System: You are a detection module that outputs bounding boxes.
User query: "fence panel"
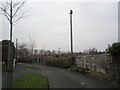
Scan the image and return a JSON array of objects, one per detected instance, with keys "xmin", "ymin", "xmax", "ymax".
[{"xmin": 75, "ymin": 54, "xmax": 112, "ymax": 74}]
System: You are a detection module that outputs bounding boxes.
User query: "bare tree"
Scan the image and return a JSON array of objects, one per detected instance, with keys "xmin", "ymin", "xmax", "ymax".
[
  {"xmin": 88, "ymin": 48, "xmax": 97, "ymax": 54},
  {"xmin": 83, "ymin": 48, "xmax": 97, "ymax": 54},
  {"xmin": 0, "ymin": 0, "xmax": 25, "ymax": 41},
  {"xmin": 18, "ymin": 42, "xmax": 30, "ymax": 58},
  {"xmin": 29, "ymin": 36, "xmax": 36, "ymax": 56},
  {"xmin": 0, "ymin": 1, "xmax": 25, "ymax": 88}
]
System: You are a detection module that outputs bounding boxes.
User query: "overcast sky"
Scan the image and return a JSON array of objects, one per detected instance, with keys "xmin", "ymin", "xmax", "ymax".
[{"xmin": 1, "ymin": 0, "xmax": 118, "ymax": 52}]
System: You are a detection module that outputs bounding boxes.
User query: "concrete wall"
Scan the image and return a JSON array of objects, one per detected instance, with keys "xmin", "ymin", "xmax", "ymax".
[{"xmin": 75, "ymin": 54, "xmax": 112, "ymax": 74}]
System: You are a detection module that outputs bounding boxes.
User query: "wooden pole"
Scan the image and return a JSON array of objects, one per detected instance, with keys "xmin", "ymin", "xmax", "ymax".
[
  {"xmin": 70, "ymin": 10, "xmax": 73, "ymax": 56},
  {"xmin": 69, "ymin": 10, "xmax": 74, "ymax": 66}
]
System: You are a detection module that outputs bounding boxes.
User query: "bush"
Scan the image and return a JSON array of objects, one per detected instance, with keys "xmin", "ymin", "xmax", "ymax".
[
  {"xmin": 106, "ymin": 42, "xmax": 120, "ymax": 55},
  {"xmin": 73, "ymin": 67, "xmax": 91, "ymax": 74},
  {"xmin": 46, "ymin": 57, "xmax": 71, "ymax": 68}
]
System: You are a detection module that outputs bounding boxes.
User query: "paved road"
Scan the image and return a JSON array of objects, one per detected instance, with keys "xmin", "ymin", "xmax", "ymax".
[
  {"xmin": 15, "ymin": 63, "xmax": 118, "ymax": 88},
  {"xmin": 32, "ymin": 64, "xmax": 118, "ymax": 88}
]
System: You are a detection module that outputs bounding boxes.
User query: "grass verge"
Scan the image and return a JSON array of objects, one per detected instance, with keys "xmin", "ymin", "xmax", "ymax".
[
  {"xmin": 13, "ymin": 73, "xmax": 47, "ymax": 88},
  {"xmin": 18, "ymin": 64, "xmax": 40, "ymax": 70},
  {"xmin": 89, "ymin": 71, "xmax": 113, "ymax": 81},
  {"xmin": 24, "ymin": 65, "xmax": 40, "ymax": 70}
]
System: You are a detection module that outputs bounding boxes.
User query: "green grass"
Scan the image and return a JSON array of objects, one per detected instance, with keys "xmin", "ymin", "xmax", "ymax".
[
  {"xmin": 19, "ymin": 64, "xmax": 40, "ymax": 70},
  {"xmin": 13, "ymin": 73, "xmax": 47, "ymax": 88},
  {"xmin": 24, "ymin": 65, "xmax": 40, "ymax": 70},
  {"xmin": 89, "ymin": 71, "xmax": 113, "ymax": 81}
]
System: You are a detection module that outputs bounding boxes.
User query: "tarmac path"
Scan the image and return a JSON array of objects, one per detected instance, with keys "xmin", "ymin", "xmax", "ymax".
[{"xmin": 13, "ymin": 63, "xmax": 119, "ymax": 89}]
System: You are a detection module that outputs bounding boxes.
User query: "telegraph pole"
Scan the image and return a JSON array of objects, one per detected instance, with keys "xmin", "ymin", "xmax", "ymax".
[
  {"xmin": 70, "ymin": 10, "xmax": 73, "ymax": 55},
  {"xmin": 69, "ymin": 10, "xmax": 74, "ymax": 66}
]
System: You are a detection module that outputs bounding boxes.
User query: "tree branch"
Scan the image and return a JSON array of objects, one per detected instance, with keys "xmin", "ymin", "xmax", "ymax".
[
  {"xmin": 0, "ymin": 1, "xmax": 26, "ymax": 25},
  {"xmin": 4, "ymin": 9, "xmax": 10, "ymax": 17},
  {"xmin": 6, "ymin": 2, "xmax": 10, "ymax": 5},
  {"xmin": 0, "ymin": 6, "xmax": 10, "ymax": 21},
  {"xmin": 13, "ymin": 13, "xmax": 24, "ymax": 23},
  {"xmin": 12, "ymin": 2, "xmax": 21, "ymax": 8},
  {"xmin": 0, "ymin": 4, "xmax": 10, "ymax": 17},
  {"xmin": 3, "ymin": 12, "xmax": 10, "ymax": 22},
  {"xmin": 12, "ymin": 2, "xmax": 25, "ymax": 18}
]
